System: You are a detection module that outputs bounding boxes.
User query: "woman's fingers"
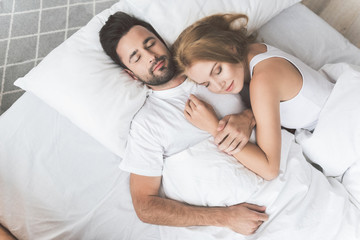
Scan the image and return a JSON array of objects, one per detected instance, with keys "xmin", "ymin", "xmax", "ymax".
[
  {"xmin": 188, "ymin": 94, "xmax": 202, "ymax": 106},
  {"xmin": 217, "ymin": 115, "xmax": 231, "ymax": 131},
  {"xmin": 185, "ymin": 99, "xmax": 193, "ymax": 112},
  {"xmin": 188, "ymin": 99, "xmax": 196, "ymax": 110}
]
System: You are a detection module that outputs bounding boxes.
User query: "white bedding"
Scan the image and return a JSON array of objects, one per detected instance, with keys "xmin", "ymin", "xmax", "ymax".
[
  {"xmin": 1, "ymin": 2, "xmax": 360, "ymax": 240},
  {"xmin": 161, "ymin": 130, "xmax": 360, "ymax": 240},
  {"xmin": 0, "ymin": 93, "xmax": 160, "ymax": 239},
  {"xmin": 296, "ymin": 63, "xmax": 360, "ymax": 207}
]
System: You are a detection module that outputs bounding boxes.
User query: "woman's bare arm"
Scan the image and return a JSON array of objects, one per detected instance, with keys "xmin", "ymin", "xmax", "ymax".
[{"xmin": 185, "ymin": 92, "xmax": 281, "ymax": 180}]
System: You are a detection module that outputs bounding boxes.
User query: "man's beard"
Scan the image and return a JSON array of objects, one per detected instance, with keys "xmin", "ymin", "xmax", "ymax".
[{"xmin": 136, "ymin": 55, "xmax": 176, "ymax": 86}]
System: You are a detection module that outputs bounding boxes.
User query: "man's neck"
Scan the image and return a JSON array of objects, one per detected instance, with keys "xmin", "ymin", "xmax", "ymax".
[{"xmin": 148, "ymin": 75, "xmax": 186, "ymax": 91}]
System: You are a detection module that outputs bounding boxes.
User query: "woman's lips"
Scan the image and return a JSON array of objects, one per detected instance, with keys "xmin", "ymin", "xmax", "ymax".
[
  {"xmin": 153, "ymin": 60, "xmax": 165, "ymax": 72},
  {"xmin": 225, "ymin": 81, "xmax": 234, "ymax": 92}
]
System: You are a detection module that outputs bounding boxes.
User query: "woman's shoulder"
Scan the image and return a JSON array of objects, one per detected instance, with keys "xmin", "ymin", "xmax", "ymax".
[
  {"xmin": 250, "ymin": 57, "xmax": 292, "ymax": 97},
  {"xmin": 253, "ymin": 54, "xmax": 298, "ymax": 80},
  {"xmin": 251, "ymin": 58, "xmax": 286, "ymax": 82},
  {"xmin": 251, "ymin": 56, "xmax": 302, "ymax": 102}
]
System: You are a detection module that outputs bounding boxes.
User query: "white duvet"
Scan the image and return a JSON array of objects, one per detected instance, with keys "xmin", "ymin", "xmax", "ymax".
[
  {"xmin": 296, "ymin": 63, "xmax": 360, "ymax": 208},
  {"xmin": 161, "ymin": 63, "xmax": 360, "ymax": 240}
]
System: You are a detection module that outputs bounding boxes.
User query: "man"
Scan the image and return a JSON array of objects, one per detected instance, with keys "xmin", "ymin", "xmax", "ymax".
[{"xmin": 99, "ymin": 12, "xmax": 268, "ymax": 235}]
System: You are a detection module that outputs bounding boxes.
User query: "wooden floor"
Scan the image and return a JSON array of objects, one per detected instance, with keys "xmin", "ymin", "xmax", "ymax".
[{"xmin": 302, "ymin": 0, "xmax": 360, "ymax": 48}]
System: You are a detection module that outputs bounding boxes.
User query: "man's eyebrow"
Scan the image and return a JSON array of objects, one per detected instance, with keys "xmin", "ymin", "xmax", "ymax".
[
  {"xmin": 129, "ymin": 50, "xmax": 138, "ymax": 63},
  {"xmin": 143, "ymin": 36, "xmax": 155, "ymax": 45},
  {"xmin": 209, "ymin": 62, "xmax": 217, "ymax": 76}
]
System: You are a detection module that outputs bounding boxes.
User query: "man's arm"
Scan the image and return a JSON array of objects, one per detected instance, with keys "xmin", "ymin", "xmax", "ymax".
[
  {"xmin": 0, "ymin": 224, "xmax": 16, "ymax": 240},
  {"xmin": 130, "ymin": 173, "xmax": 268, "ymax": 235}
]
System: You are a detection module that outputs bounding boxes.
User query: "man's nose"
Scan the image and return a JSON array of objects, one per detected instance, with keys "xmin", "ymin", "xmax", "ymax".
[{"xmin": 145, "ymin": 50, "xmax": 157, "ymax": 63}]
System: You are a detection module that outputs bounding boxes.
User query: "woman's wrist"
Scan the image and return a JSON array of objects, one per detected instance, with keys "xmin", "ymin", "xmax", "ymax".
[
  {"xmin": 243, "ymin": 109, "xmax": 256, "ymax": 128},
  {"xmin": 207, "ymin": 120, "xmax": 219, "ymax": 137}
]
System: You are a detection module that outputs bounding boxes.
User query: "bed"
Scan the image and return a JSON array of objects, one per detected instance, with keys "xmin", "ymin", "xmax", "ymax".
[{"xmin": 1, "ymin": 1, "xmax": 360, "ymax": 239}]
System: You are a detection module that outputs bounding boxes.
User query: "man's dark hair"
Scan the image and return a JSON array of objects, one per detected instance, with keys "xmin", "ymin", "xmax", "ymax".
[{"xmin": 99, "ymin": 11, "xmax": 167, "ymax": 69}]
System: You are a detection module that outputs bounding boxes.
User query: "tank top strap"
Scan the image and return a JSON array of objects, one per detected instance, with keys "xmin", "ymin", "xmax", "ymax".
[{"xmin": 249, "ymin": 44, "xmax": 274, "ymax": 76}]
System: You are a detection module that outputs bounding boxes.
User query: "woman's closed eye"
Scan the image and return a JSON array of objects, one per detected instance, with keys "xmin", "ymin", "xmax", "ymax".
[
  {"xmin": 200, "ymin": 82, "xmax": 210, "ymax": 88},
  {"xmin": 215, "ymin": 66, "xmax": 222, "ymax": 75}
]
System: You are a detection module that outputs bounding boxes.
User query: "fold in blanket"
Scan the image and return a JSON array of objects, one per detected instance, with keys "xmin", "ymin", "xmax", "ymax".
[
  {"xmin": 162, "ymin": 128, "xmax": 360, "ymax": 239},
  {"xmin": 296, "ymin": 63, "xmax": 360, "ymax": 207}
]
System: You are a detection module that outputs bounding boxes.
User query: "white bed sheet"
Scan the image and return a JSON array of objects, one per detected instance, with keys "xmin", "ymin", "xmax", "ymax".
[
  {"xmin": 1, "ymin": 3, "xmax": 360, "ymax": 240},
  {"xmin": 0, "ymin": 93, "xmax": 160, "ymax": 239}
]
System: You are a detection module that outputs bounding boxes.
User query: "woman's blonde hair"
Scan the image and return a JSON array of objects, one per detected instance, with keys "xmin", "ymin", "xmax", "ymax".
[{"xmin": 172, "ymin": 13, "xmax": 255, "ymax": 75}]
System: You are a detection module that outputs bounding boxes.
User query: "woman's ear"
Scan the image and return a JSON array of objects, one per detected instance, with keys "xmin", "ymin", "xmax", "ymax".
[{"xmin": 124, "ymin": 69, "xmax": 138, "ymax": 80}]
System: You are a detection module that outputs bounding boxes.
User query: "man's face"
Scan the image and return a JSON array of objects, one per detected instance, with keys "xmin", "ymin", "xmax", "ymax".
[{"xmin": 116, "ymin": 25, "xmax": 175, "ymax": 86}]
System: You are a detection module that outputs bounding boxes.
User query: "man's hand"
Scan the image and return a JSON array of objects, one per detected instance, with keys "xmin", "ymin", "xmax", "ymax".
[
  {"xmin": 184, "ymin": 94, "xmax": 219, "ymax": 136},
  {"xmin": 215, "ymin": 109, "xmax": 255, "ymax": 155},
  {"xmin": 224, "ymin": 203, "xmax": 268, "ymax": 235},
  {"xmin": 130, "ymin": 174, "xmax": 268, "ymax": 235}
]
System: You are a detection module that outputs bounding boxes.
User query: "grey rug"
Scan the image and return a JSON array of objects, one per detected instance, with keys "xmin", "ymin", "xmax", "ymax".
[{"xmin": 0, "ymin": 0, "xmax": 117, "ymax": 114}]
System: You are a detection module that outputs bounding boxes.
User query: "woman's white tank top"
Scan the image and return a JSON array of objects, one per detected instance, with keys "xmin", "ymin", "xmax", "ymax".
[{"xmin": 249, "ymin": 44, "xmax": 334, "ymax": 131}]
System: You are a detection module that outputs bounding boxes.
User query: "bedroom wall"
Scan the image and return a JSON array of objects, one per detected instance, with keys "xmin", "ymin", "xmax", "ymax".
[{"xmin": 0, "ymin": 0, "xmax": 360, "ymax": 115}]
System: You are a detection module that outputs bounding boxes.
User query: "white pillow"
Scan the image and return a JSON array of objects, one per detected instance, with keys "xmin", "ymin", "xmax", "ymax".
[
  {"xmin": 14, "ymin": 0, "xmax": 300, "ymax": 157},
  {"xmin": 123, "ymin": 0, "xmax": 301, "ymax": 45},
  {"xmin": 256, "ymin": 3, "xmax": 360, "ymax": 70}
]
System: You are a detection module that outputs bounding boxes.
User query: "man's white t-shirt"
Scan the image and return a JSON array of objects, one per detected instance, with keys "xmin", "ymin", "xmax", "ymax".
[{"xmin": 120, "ymin": 79, "xmax": 246, "ymax": 176}]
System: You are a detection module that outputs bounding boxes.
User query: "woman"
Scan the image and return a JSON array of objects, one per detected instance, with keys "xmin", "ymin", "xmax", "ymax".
[{"xmin": 172, "ymin": 14, "xmax": 334, "ymax": 180}]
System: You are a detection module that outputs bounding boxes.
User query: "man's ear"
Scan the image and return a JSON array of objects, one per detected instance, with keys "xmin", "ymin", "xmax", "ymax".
[{"xmin": 124, "ymin": 69, "xmax": 138, "ymax": 80}]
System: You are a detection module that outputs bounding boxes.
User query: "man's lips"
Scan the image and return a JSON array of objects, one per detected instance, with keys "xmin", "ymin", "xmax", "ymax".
[
  {"xmin": 225, "ymin": 81, "xmax": 234, "ymax": 92},
  {"xmin": 152, "ymin": 60, "xmax": 165, "ymax": 72}
]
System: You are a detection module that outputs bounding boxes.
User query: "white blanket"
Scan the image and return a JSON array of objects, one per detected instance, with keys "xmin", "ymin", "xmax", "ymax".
[
  {"xmin": 161, "ymin": 130, "xmax": 360, "ymax": 239},
  {"xmin": 296, "ymin": 63, "xmax": 360, "ymax": 207}
]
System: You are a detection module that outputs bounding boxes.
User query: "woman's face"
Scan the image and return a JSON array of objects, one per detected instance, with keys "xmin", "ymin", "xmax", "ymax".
[{"xmin": 185, "ymin": 60, "xmax": 246, "ymax": 94}]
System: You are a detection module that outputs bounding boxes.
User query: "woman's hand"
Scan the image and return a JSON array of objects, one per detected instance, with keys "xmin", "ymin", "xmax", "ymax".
[
  {"xmin": 184, "ymin": 94, "xmax": 219, "ymax": 136},
  {"xmin": 215, "ymin": 109, "xmax": 255, "ymax": 155}
]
